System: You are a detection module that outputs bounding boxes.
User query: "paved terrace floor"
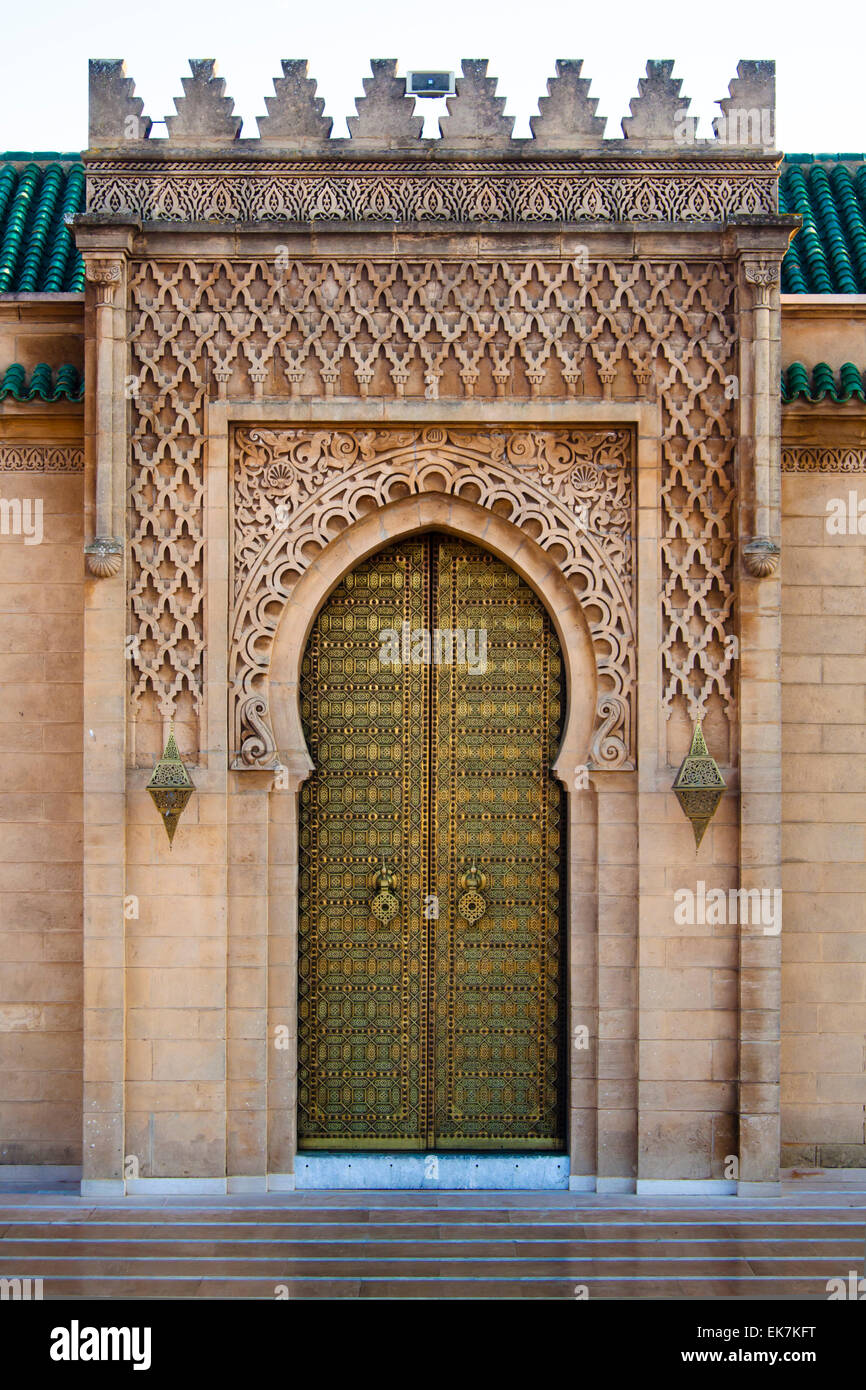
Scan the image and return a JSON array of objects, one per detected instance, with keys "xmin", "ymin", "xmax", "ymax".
[{"xmin": 0, "ymin": 1171, "xmax": 864, "ymax": 1299}]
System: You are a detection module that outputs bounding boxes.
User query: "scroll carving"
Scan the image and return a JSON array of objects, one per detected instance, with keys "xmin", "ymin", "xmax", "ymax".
[{"xmin": 230, "ymin": 425, "xmax": 634, "ymax": 769}]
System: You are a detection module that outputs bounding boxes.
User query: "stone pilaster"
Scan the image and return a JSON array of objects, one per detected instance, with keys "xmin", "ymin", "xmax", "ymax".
[
  {"xmin": 736, "ymin": 247, "xmax": 785, "ymax": 1194},
  {"xmin": 76, "ymin": 227, "xmax": 136, "ymax": 1192}
]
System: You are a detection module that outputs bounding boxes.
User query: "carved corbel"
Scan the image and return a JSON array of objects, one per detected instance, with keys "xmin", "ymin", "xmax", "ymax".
[{"xmin": 742, "ymin": 259, "xmax": 781, "ymax": 578}]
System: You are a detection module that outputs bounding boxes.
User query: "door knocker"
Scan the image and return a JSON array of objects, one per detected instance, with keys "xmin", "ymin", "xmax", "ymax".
[
  {"xmin": 370, "ymin": 863, "xmax": 400, "ymax": 924},
  {"xmin": 458, "ymin": 859, "xmax": 488, "ymax": 924}
]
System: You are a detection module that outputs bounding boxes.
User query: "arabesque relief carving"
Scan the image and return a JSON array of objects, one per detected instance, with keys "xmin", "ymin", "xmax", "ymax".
[
  {"xmin": 230, "ymin": 425, "xmax": 634, "ymax": 769},
  {"xmin": 127, "ymin": 256, "xmax": 737, "ymax": 755},
  {"xmin": 89, "ymin": 160, "xmax": 776, "ymax": 226},
  {"xmin": 782, "ymin": 447, "xmax": 866, "ymax": 473},
  {"xmin": 0, "ymin": 445, "xmax": 84, "ymax": 472}
]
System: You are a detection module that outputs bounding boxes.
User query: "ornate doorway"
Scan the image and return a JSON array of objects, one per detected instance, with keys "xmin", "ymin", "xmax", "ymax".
[{"xmin": 297, "ymin": 532, "xmax": 565, "ymax": 1151}]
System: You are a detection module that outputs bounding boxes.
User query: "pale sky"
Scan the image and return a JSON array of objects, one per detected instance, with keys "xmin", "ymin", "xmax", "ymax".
[{"xmin": 1, "ymin": 0, "xmax": 864, "ymax": 151}]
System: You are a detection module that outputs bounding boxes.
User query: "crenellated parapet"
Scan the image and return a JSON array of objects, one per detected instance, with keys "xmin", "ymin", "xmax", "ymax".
[
  {"xmin": 88, "ymin": 55, "xmax": 778, "ymax": 152},
  {"xmin": 84, "ymin": 56, "xmax": 781, "ymax": 224}
]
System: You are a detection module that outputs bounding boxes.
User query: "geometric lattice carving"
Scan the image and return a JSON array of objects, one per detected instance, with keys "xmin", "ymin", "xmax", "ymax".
[
  {"xmin": 230, "ymin": 425, "xmax": 635, "ymax": 770},
  {"xmin": 127, "ymin": 256, "xmax": 736, "ymax": 752},
  {"xmin": 657, "ymin": 263, "xmax": 737, "ymax": 724}
]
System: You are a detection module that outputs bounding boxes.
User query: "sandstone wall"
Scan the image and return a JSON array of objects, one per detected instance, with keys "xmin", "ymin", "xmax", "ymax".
[
  {"xmin": 781, "ymin": 445, "xmax": 866, "ymax": 1167},
  {"xmin": 0, "ymin": 421, "xmax": 85, "ymax": 1168}
]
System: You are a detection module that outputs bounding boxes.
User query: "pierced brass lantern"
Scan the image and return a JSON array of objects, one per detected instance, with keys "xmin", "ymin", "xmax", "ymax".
[
  {"xmin": 673, "ymin": 720, "xmax": 726, "ymax": 851},
  {"xmin": 147, "ymin": 728, "xmax": 194, "ymax": 847}
]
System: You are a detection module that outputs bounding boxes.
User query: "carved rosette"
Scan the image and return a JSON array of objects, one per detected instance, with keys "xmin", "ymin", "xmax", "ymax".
[{"xmin": 230, "ymin": 426, "xmax": 635, "ymax": 771}]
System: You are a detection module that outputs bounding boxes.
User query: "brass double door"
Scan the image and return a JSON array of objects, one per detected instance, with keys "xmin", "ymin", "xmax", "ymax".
[{"xmin": 297, "ymin": 532, "xmax": 565, "ymax": 1151}]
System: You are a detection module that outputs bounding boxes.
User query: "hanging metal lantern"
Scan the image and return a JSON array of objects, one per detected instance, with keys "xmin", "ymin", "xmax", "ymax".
[
  {"xmin": 673, "ymin": 720, "xmax": 726, "ymax": 851},
  {"xmin": 147, "ymin": 728, "xmax": 194, "ymax": 847}
]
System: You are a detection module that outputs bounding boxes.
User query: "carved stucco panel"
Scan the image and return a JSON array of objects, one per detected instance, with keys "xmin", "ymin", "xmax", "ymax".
[
  {"xmin": 229, "ymin": 425, "xmax": 635, "ymax": 770},
  {"xmin": 127, "ymin": 255, "xmax": 738, "ymax": 757},
  {"xmin": 88, "ymin": 162, "xmax": 776, "ymax": 225}
]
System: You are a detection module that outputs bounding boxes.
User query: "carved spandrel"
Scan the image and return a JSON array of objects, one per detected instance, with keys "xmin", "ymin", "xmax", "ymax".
[{"xmin": 229, "ymin": 426, "xmax": 636, "ymax": 772}]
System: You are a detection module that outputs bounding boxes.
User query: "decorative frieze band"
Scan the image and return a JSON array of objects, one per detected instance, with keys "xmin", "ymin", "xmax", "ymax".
[
  {"xmin": 86, "ymin": 161, "xmax": 776, "ymax": 225},
  {"xmin": 0, "ymin": 445, "xmax": 84, "ymax": 472},
  {"xmin": 782, "ymin": 447, "xmax": 866, "ymax": 472}
]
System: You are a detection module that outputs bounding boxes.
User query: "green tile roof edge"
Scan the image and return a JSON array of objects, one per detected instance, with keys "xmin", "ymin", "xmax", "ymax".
[
  {"xmin": 781, "ymin": 361, "xmax": 866, "ymax": 404},
  {"xmin": 785, "ymin": 153, "xmax": 866, "ymax": 164},
  {"xmin": 1, "ymin": 153, "xmax": 866, "ymax": 296},
  {"xmin": 7, "ymin": 360, "xmax": 865, "ymax": 406},
  {"xmin": 0, "ymin": 160, "xmax": 85, "ymax": 294},
  {"xmin": 0, "ymin": 152, "xmax": 83, "ymax": 161},
  {"xmin": 0, "ymin": 361, "xmax": 84, "ymax": 402}
]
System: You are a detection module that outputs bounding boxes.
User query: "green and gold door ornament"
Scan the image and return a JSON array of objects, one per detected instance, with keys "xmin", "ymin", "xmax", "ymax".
[
  {"xmin": 369, "ymin": 863, "xmax": 400, "ymax": 924},
  {"xmin": 147, "ymin": 728, "xmax": 194, "ymax": 847},
  {"xmin": 458, "ymin": 859, "xmax": 488, "ymax": 924},
  {"xmin": 673, "ymin": 720, "xmax": 727, "ymax": 851}
]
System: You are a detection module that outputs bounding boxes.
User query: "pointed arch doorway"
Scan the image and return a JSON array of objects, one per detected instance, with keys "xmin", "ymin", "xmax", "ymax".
[{"xmin": 297, "ymin": 530, "xmax": 566, "ymax": 1153}]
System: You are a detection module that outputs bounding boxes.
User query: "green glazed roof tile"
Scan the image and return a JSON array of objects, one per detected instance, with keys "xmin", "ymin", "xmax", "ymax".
[
  {"xmin": 781, "ymin": 157, "xmax": 866, "ymax": 293},
  {"xmin": 782, "ymin": 361, "xmax": 866, "ymax": 403},
  {"xmin": 1, "ymin": 152, "xmax": 865, "ymax": 297},
  {"xmin": 0, "ymin": 361, "xmax": 84, "ymax": 402},
  {"xmin": 0, "ymin": 159, "xmax": 84, "ymax": 294}
]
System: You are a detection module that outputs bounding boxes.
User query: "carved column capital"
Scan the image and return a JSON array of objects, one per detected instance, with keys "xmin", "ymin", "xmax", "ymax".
[
  {"xmin": 742, "ymin": 259, "xmax": 779, "ymax": 309},
  {"xmin": 85, "ymin": 258, "xmax": 123, "ymax": 305}
]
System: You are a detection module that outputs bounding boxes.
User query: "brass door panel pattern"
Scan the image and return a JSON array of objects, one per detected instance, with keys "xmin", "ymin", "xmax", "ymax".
[{"xmin": 297, "ymin": 533, "xmax": 565, "ymax": 1150}]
